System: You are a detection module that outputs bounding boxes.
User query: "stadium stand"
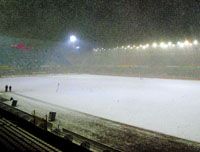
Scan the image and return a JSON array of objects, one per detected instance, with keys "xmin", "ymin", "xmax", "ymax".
[
  {"xmin": 0, "ymin": 35, "xmax": 71, "ymax": 75},
  {"xmin": 0, "ymin": 99, "xmax": 92, "ymax": 152},
  {"xmin": 0, "ymin": 97, "xmax": 119, "ymax": 152},
  {"xmin": 1, "ymin": 34, "xmax": 200, "ymax": 79},
  {"xmin": 0, "ymin": 117, "xmax": 62, "ymax": 152}
]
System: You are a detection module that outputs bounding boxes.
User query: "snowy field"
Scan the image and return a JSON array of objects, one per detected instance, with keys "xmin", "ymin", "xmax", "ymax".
[{"xmin": 1, "ymin": 74, "xmax": 200, "ymax": 142}]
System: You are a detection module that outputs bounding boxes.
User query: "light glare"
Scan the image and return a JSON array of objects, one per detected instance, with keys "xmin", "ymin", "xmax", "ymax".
[
  {"xmin": 193, "ymin": 40, "xmax": 198, "ymax": 45},
  {"xmin": 70, "ymin": 35, "xmax": 77, "ymax": 43}
]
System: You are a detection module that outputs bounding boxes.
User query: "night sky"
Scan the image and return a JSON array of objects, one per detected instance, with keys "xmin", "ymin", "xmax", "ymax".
[{"xmin": 0, "ymin": 0, "xmax": 200, "ymax": 47}]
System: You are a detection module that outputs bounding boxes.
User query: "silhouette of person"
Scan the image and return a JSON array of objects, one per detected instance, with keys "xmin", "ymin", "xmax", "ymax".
[
  {"xmin": 9, "ymin": 86, "xmax": 12, "ymax": 92},
  {"xmin": 56, "ymin": 83, "xmax": 60, "ymax": 92},
  {"xmin": 5, "ymin": 85, "xmax": 8, "ymax": 92}
]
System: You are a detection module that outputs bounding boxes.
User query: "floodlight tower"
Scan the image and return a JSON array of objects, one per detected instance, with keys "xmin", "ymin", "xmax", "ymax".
[
  {"xmin": 69, "ymin": 35, "xmax": 77, "ymax": 43},
  {"xmin": 69, "ymin": 35, "xmax": 78, "ymax": 50}
]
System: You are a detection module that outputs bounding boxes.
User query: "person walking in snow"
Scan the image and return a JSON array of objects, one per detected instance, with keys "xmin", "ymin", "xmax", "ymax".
[{"xmin": 56, "ymin": 83, "xmax": 60, "ymax": 92}]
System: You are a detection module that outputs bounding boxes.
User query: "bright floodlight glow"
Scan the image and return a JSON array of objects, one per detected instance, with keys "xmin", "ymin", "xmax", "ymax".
[
  {"xmin": 160, "ymin": 42, "xmax": 168, "ymax": 49},
  {"xmin": 152, "ymin": 42, "xmax": 158, "ymax": 48},
  {"xmin": 70, "ymin": 35, "xmax": 77, "ymax": 43},
  {"xmin": 177, "ymin": 41, "xmax": 184, "ymax": 48},
  {"xmin": 184, "ymin": 40, "xmax": 192, "ymax": 47},
  {"xmin": 142, "ymin": 44, "xmax": 149, "ymax": 50},
  {"xmin": 167, "ymin": 42, "xmax": 172, "ymax": 47},
  {"xmin": 93, "ymin": 48, "xmax": 98, "ymax": 52},
  {"xmin": 142, "ymin": 45, "xmax": 146, "ymax": 50},
  {"xmin": 92, "ymin": 38, "xmax": 199, "ymax": 52},
  {"xmin": 193, "ymin": 40, "xmax": 198, "ymax": 45},
  {"xmin": 76, "ymin": 46, "xmax": 80, "ymax": 49}
]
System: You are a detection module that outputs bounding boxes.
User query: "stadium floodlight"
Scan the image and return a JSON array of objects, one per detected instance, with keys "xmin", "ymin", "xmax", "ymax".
[
  {"xmin": 184, "ymin": 40, "xmax": 192, "ymax": 47},
  {"xmin": 93, "ymin": 38, "xmax": 198, "ymax": 53},
  {"xmin": 160, "ymin": 42, "xmax": 168, "ymax": 49},
  {"xmin": 142, "ymin": 44, "xmax": 149, "ymax": 50},
  {"xmin": 69, "ymin": 35, "xmax": 77, "ymax": 43},
  {"xmin": 76, "ymin": 46, "xmax": 80, "ymax": 49},
  {"xmin": 167, "ymin": 42, "xmax": 172, "ymax": 47},
  {"xmin": 177, "ymin": 41, "xmax": 184, "ymax": 48},
  {"xmin": 152, "ymin": 42, "xmax": 158, "ymax": 48},
  {"xmin": 142, "ymin": 45, "xmax": 146, "ymax": 50},
  {"xmin": 193, "ymin": 40, "xmax": 198, "ymax": 45},
  {"xmin": 172, "ymin": 44, "xmax": 176, "ymax": 47},
  {"xmin": 145, "ymin": 44, "xmax": 150, "ymax": 47}
]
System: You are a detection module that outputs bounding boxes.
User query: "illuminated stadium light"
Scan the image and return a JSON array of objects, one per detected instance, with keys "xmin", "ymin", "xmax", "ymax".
[
  {"xmin": 183, "ymin": 40, "xmax": 192, "ymax": 47},
  {"xmin": 160, "ymin": 42, "xmax": 168, "ymax": 49},
  {"xmin": 142, "ymin": 45, "xmax": 146, "ymax": 50},
  {"xmin": 177, "ymin": 41, "xmax": 183, "ymax": 48},
  {"xmin": 93, "ymin": 48, "xmax": 98, "ymax": 52},
  {"xmin": 152, "ymin": 42, "xmax": 158, "ymax": 48},
  {"xmin": 167, "ymin": 42, "xmax": 173, "ymax": 47},
  {"xmin": 76, "ymin": 46, "xmax": 80, "ymax": 49},
  {"xmin": 92, "ymin": 38, "xmax": 199, "ymax": 52},
  {"xmin": 193, "ymin": 40, "xmax": 198, "ymax": 45},
  {"xmin": 139, "ymin": 44, "xmax": 143, "ymax": 48},
  {"xmin": 69, "ymin": 35, "xmax": 77, "ymax": 43},
  {"xmin": 141, "ymin": 44, "xmax": 150, "ymax": 50}
]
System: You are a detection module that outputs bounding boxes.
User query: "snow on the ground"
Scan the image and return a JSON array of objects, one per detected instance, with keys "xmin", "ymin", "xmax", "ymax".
[{"xmin": 1, "ymin": 74, "xmax": 200, "ymax": 142}]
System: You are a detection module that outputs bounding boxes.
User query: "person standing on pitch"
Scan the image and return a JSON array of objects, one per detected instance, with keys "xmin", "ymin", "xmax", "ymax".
[
  {"xmin": 56, "ymin": 82, "xmax": 60, "ymax": 92},
  {"xmin": 9, "ymin": 86, "xmax": 12, "ymax": 92},
  {"xmin": 5, "ymin": 85, "xmax": 8, "ymax": 92}
]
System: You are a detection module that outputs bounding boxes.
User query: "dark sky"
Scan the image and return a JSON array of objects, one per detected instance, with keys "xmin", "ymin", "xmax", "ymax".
[{"xmin": 0, "ymin": 0, "xmax": 200, "ymax": 47}]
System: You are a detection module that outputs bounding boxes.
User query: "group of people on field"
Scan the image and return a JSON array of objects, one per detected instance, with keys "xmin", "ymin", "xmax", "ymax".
[{"xmin": 5, "ymin": 85, "xmax": 12, "ymax": 92}]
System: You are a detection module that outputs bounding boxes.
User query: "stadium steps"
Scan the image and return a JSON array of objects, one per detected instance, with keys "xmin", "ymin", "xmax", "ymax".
[
  {"xmin": 2, "ymin": 118, "xmax": 60, "ymax": 152},
  {"xmin": 0, "ymin": 100, "xmax": 91, "ymax": 152},
  {"xmin": 0, "ymin": 117, "xmax": 61, "ymax": 152}
]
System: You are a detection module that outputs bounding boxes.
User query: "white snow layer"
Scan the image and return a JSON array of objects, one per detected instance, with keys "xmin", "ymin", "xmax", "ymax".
[{"xmin": 1, "ymin": 74, "xmax": 200, "ymax": 142}]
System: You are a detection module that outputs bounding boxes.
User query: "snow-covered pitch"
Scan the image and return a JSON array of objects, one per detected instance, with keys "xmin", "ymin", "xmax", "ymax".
[{"xmin": 1, "ymin": 74, "xmax": 200, "ymax": 142}]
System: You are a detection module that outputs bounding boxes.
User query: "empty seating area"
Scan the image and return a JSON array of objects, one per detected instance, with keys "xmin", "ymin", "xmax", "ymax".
[
  {"xmin": 0, "ymin": 99, "xmax": 117, "ymax": 152},
  {"xmin": 0, "ymin": 99, "xmax": 92, "ymax": 152},
  {"xmin": 0, "ymin": 117, "xmax": 61, "ymax": 152}
]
